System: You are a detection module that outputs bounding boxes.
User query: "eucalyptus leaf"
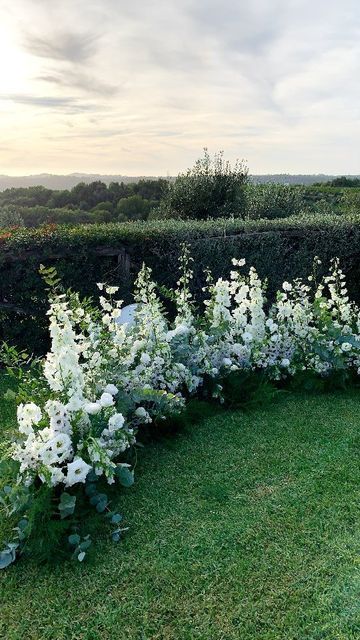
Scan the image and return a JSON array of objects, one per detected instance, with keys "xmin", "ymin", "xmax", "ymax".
[
  {"xmin": 116, "ymin": 466, "xmax": 134, "ymax": 488},
  {"xmin": 0, "ymin": 551, "xmax": 14, "ymax": 569}
]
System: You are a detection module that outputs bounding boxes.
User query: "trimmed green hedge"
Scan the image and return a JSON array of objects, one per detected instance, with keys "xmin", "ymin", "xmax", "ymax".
[{"xmin": 1, "ymin": 214, "xmax": 360, "ymax": 352}]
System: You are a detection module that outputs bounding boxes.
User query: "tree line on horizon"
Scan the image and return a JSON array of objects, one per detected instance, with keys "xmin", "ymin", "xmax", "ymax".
[{"xmin": 0, "ymin": 150, "xmax": 359, "ymax": 229}]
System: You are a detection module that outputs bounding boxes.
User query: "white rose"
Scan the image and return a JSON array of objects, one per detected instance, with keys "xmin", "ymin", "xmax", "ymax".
[
  {"xmin": 104, "ymin": 384, "xmax": 119, "ymax": 396},
  {"xmin": 100, "ymin": 392, "xmax": 115, "ymax": 408},
  {"xmin": 108, "ymin": 413, "xmax": 125, "ymax": 432},
  {"xmin": 84, "ymin": 402, "xmax": 102, "ymax": 415}
]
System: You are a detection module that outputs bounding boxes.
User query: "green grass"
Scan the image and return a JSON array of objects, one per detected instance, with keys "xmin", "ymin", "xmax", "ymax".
[{"xmin": 0, "ymin": 376, "xmax": 360, "ymax": 639}]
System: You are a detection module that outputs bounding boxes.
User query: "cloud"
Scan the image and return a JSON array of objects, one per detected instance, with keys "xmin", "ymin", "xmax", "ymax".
[
  {"xmin": 37, "ymin": 71, "xmax": 118, "ymax": 97},
  {"xmin": 23, "ymin": 30, "xmax": 99, "ymax": 63},
  {"xmin": 0, "ymin": 0, "xmax": 359, "ymax": 174},
  {"xmin": 0, "ymin": 94, "xmax": 99, "ymax": 113}
]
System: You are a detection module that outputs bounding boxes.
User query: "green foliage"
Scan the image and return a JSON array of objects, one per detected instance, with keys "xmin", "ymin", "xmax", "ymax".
[
  {"xmin": 218, "ymin": 370, "xmax": 278, "ymax": 409},
  {"xmin": 244, "ymin": 183, "xmax": 305, "ymax": 219},
  {"xmin": 117, "ymin": 195, "xmax": 152, "ymax": 221},
  {"xmin": 0, "ymin": 206, "xmax": 24, "ymax": 229},
  {"xmin": 341, "ymin": 189, "xmax": 360, "ymax": 214},
  {"xmin": 2, "ymin": 214, "xmax": 360, "ymax": 353},
  {"xmin": 318, "ymin": 176, "xmax": 360, "ymax": 187},
  {"xmin": 0, "ymin": 178, "xmax": 169, "ymax": 226},
  {"xmin": 157, "ymin": 149, "xmax": 248, "ymax": 220}
]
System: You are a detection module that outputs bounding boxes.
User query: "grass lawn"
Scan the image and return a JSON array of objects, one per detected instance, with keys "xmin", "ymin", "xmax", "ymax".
[{"xmin": 0, "ymin": 375, "xmax": 359, "ymax": 640}]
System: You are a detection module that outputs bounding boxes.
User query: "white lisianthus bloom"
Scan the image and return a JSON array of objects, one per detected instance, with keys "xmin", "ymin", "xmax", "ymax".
[
  {"xmin": 108, "ymin": 413, "xmax": 125, "ymax": 432},
  {"xmin": 100, "ymin": 392, "xmax": 115, "ymax": 408},
  {"xmin": 48, "ymin": 466, "xmax": 66, "ymax": 487},
  {"xmin": 48, "ymin": 433, "xmax": 72, "ymax": 460},
  {"xmin": 17, "ymin": 403, "xmax": 42, "ymax": 434},
  {"xmin": 84, "ymin": 402, "xmax": 102, "ymax": 415},
  {"xmin": 104, "ymin": 384, "xmax": 119, "ymax": 396},
  {"xmin": 282, "ymin": 282, "xmax": 292, "ymax": 292},
  {"xmin": 65, "ymin": 458, "xmax": 92, "ymax": 486}
]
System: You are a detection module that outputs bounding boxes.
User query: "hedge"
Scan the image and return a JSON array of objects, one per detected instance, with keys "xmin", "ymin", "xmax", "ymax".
[{"xmin": 1, "ymin": 214, "xmax": 360, "ymax": 353}]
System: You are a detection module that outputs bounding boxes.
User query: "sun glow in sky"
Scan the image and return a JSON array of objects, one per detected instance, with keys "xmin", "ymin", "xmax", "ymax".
[{"xmin": 0, "ymin": 0, "xmax": 359, "ymax": 175}]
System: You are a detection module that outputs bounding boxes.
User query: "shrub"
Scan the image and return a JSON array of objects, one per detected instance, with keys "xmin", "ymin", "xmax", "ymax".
[
  {"xmin": 0, "ymin": 206, "xmax": 24, "ymax": 228},
  {"xmin": 157, "ymin": 149, "xmax": 248, "ymax": 220},
  {"xmin": 341, "ymin": 190, "xmax": 360, "ymax": 214},
  {"xmin": 117, "ymin": 195, "xmax": 151, "ymax": 221},
  {"xmin": 244, "ymin": 183, "xmax": 305, "ymax": 219}
]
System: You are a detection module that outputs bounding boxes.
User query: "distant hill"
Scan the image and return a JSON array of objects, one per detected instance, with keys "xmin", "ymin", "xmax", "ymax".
[
  {"xmin": 249, "ymin": 174, "xmax": 360, "ymax": 185},
  {"xmin": 0, "ymin": 173, "xmax": 160, "ymax": 191},
  {"xmin": 0, "ymin": 172, "xmax": 359, "ymax": 191}
]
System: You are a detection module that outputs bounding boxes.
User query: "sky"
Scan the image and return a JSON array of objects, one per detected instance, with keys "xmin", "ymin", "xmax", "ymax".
[{"xmin": 0, "ymin": 0, "xmax": 359, "ymax": 176}]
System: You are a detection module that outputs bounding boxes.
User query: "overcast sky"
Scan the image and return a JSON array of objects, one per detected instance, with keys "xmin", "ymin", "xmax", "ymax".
[{"xmin": 0, "ymin": 0, "xmax": 359, "ymax": 175}]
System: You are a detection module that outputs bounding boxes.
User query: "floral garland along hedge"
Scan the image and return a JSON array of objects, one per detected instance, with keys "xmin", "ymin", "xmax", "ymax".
[{"xmin": 1, "ymin": 245, "xmax": 360, "ymax": 568}]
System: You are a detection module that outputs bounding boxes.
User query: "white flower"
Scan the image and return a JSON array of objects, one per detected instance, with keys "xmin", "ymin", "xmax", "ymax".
[
  {"xmin": 108, "ymin": 413, "xmax": 125, "ymax": 432},
  {"xmin": 104, "ymin": 384, "xmax": 119, "ymax": 396},
  {"xmin": 140, "ymin": 352, "xmax": 151, "ymax": 365},
  {"xmin": 100, "ymin": 392, "xmax": 115, "ymax": 408},
  {"xmin": 232, "ymin": 258, "xmax": 246, "ymax": 267},
  {"xmin": 222, "ymin": 358, "xmax": 233, "ymax": 367},
  {"xmin": 97, "ymin": 283, "xmax": 104, "ymax": 290},
  {"xmin": 65, "ymin": 458, "xmax": 92, "ymax": 486},
  {"xmin": 49, "ymin": 433, "xmax": 72, "ymax": 459},
  {"xmin": 282, "ymin": 282, "xmax": 292, "ymax": 292},
  {"xmin": 281, "ymin": 358, "xmax": 290, "ymax": 367},
  {"xmin": 105, "ymin": 286, "xmax": 119, "ymax": 295},
  {"xmin": 17, "ymin": 403, "xmax": 42, "ymax": 434},
  {"xmin": 48, "ymin": 466, "xmax": 66, "ymax": 487},
  {"xmin": 135, "ymin": 406, "xmax": 148, "ymax": 419},
  {"xmin": 84, "ymin": 402, "xmax": 102, "ymax": 415},
  {"xmin": 341, "ymin": 342, "xmax": 352, "ymax": 352}
]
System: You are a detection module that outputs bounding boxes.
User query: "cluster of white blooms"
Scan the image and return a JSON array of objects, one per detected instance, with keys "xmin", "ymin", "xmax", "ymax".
[
  {"xmin": 167, "ymin": 255, "xmax": 360, "ymax": 388},
  {"xmin": 12, "ymin": 292, "xmax": 135, "ymax": 489},
  {"xmin": 10, "ymin": 254, "xmax": 360, "ymax": 497}
]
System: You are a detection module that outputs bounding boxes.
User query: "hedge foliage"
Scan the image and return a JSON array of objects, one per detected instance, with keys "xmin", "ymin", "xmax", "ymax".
[{"xmin": 1, "ymin": 214, "xmax": 360, "ymax": 352}]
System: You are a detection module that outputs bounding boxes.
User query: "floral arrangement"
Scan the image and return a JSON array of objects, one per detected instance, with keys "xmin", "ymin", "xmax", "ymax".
[{"xmin": 1, "ymin": 249, "xmax": 360, "ymax": 568}]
